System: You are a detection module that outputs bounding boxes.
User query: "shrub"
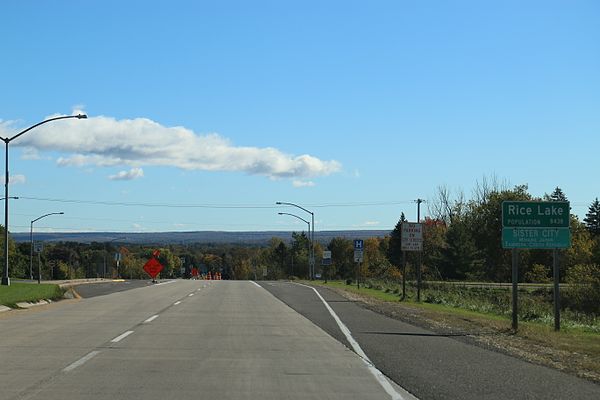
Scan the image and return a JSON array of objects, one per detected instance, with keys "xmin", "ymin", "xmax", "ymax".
[
  {"xmin": 345, "ymin": 279, "xmax": 353, "ymax": 285},
  {"xmin": 564, "ymin": 264, "xmax": 600, "ymax": 315},
  {"xmin": 524, "ymin": 263, "xmax": 551, "ymax": 283}
]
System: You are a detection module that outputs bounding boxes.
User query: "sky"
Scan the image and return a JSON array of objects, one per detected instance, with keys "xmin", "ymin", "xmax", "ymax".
[{"xmin": 0, "ymin": 0, "xmax": 598, "ymax": 234}]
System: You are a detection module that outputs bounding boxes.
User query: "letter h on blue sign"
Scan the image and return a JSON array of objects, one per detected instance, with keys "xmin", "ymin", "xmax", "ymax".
[{"xmin": 354, "ymin": 240, "xmax": 364, "ymax": 250}]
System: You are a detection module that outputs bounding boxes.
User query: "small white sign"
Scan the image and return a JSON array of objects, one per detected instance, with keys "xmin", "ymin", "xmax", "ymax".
[
  {"xmin": 354, "ymin": 250, "xmax": 364, "ymax": 263},
  {"xmin": 401, "ymin": 222, "xmax": 423, "ymax": 251},
  {"xmin": 34, "ymin": 241, "xmax": 43, "ymax": 253},
  {"xmin": 323, "ymin": 251, "xmax": 332, "ymax": 259}
]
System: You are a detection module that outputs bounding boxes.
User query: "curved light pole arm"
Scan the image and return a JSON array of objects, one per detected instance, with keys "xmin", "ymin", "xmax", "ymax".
[
  {"xmin": 4, "ymin": 114, "xmax": 87, "ymax": 142},
  {"xmin": 276, "ymin": 201, "xmax": 316, "ymax": 280},
  {"xmin": 30, "ymin": 212, "xmax": 64, "ymax": 283},
  {"xmin": 278, "ymin": 212, "xmax": 311, "ymax": 279},
  {"xmin": 3, "ymin": 114, "xmax": 86, "ymax": 286}
]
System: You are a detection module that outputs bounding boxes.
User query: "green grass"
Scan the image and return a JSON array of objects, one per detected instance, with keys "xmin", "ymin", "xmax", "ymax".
[
  {"xmin": 0, "ymin": 282, "xmax": 64, "ymax": 308},
  {"xmin": 313, "ymin": 279, "xmax": 600, "ymax": 334}
]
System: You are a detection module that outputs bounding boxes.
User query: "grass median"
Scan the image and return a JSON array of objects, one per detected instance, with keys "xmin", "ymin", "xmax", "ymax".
[
  {"xmin": 311, "ymin": 279, "xmax": 600, "ymax": 382},
  {"xmin": 0, "ymin": 282, "xmax": 64, "ymax": 308}
]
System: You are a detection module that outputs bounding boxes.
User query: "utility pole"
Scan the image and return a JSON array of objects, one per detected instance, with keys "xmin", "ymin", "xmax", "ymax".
[{"xmin": 415, "ymin": 199, "xmax": 425, "ymax": 302}]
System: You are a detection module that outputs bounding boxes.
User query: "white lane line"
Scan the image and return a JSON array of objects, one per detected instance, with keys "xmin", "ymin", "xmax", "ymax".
[
  {"xmin": 143, "ymin": 315, "xmax": 159, "ymax": 323},
  {"xmin": 174, "ymin": 301, "xmax": 182, "ymax": 305},
  {"xmin": 296, "ymin": 283, "xmax": 411, "ymax": 400},
  {"xmin": 250, "ymin": 281, "xmax": 261, "ymax": 288},
  {"xmin": 188, "ymin": 293, "xmax": 194, "ymax": 297},
  {"xmin": 196, "ymin": 288, "xmax": 201, "ymax": 291},
  {"xmin": 63, "ymin": 351, "xmax": 100, "ymax": 372},
  {"xmin": 111, "ymin": 330, "xmax": 134, "ymax": 343},
  {"xmin": 154, "ymin": 280, "xmax": 178, "ymax": 286}
]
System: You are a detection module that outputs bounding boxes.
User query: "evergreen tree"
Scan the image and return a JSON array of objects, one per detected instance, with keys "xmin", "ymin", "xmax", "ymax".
[
  {"xmin": 387, "ymin": 212, "xmax": 407, "ymax": 266},
  {"xmin": 544, "ymin": 186, "xmax": 568, "ymax": 202},
  {"xmin": 584, "ymin": 198, "xmax": 600, "ymax": 236},
  {"xmin": 439, "ymin": 220, "xmax": 481, "ymax": 280}
]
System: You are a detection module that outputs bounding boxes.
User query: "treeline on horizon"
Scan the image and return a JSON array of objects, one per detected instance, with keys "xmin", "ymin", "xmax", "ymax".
[{"xmin": 3, "ymin": 179, "xmax": 599, "ymax": 313}]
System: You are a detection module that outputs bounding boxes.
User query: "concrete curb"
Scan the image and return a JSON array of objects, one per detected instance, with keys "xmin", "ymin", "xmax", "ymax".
[
  {"xmin": 15, "ymin": 300, "xmax": 51, "ymax": 309},
  {"xmin": 0, "ymin": 305, "xmax": 11, "ymax": 313}
]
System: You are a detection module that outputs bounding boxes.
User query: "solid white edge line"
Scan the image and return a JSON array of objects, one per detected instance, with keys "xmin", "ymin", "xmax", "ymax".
[
  {"xmin": 250, "ymin": 281, "xmax": 261, "ymax": 288},
  {"xmin": 296, "ymin": 283, "xmax": 409, "ymax": 400},
  {"xmin": 174, "ymin": 301, "xmax": 182, "ymax": 305},
  {"xmin": 144, "ymin": 315, "xmax": 159, "ymax": 323},
  {"xmin": 111, "ymin": 330, "xmax": 134, "ymax": 343},
  {"xmin": 154, "ymin": 280, "xmax": 178, "ymax": 286},
  {"xmin": 63, "ymin": 351, "xmax": 101, "ymax": 372},
  {"xmin": 188, "ymin": 293, "xmax": 194, "ymax": 297}
]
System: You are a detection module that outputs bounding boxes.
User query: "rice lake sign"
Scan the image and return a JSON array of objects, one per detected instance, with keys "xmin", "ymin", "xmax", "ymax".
[{"xmin": 502, "ymin": 201, "xmax": 571, "ymax": 249}]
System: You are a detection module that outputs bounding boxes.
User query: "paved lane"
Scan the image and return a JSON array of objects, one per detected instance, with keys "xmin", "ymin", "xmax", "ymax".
[
  {"xmin": 258, "ymin": 281, "xmax": 600, "ymax": 400},
  {"xmin": 0, "ymin": 281, "xmax": 400, "ymax": 400}
]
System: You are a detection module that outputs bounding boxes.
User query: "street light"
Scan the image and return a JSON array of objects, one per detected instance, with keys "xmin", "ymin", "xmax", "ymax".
[
  {"xmin": 104, "ymin": 237, "xmax": 126, "ymax": 278},
  {"xmin": 30, "ymin": 212, "xmax": 64, "ymax": 283},
  {"xmin": 278, "ymin": 212, "xmax": 311, "ymax": 278},
  {"xmin": 276, "ymin": 202, "xmax": 315, "ymax": 280},
  {"xmin": 1, "ymin": 114, "xmax": 87, "ymax": 285}
]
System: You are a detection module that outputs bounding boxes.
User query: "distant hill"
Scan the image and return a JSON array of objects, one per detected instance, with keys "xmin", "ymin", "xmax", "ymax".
[{"xmin": 11, "ymin": 230, "xmax": 391, "ymax": 246}]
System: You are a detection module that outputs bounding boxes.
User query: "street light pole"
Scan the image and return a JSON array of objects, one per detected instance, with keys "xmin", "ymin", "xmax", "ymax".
[
  {"xmin": 278, "ymin": 212, "xmax": 311, "ymax": 279},
  {"xmin": 276, "ymin": 201, "xmax": 315, "ymax": 280},
  {"xmin": 30, "ymin": 212, "xmax": 64, "ymax": 283},
  {"xmin": 1, "ymin": 114, "xmax": 87, "ymax": 286}
]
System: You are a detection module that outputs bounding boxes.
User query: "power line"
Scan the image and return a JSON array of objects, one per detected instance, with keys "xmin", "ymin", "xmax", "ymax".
[{"xmin": 16, "ymin": 195, "xmax": 414, "ymax": 209}]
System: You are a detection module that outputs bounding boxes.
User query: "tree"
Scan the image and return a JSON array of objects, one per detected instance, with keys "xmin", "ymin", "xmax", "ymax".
[
  {"xmin": 544, "ymin": 186, "xmax": 568, "ymax": 202},
  {"xmin": 584, "ymin": 198, "xmax": 600, "ymax": 236},
  {"xmin": 439, "ymin": 219, "xmax": 481, "ymax": 280},
  {"xmin": 387, "ymin": 212, "xmax": 406, "ymax": 267},
  {"xmin": 328, "ymin": 237, "xmax": 353, "ymax": 279}
]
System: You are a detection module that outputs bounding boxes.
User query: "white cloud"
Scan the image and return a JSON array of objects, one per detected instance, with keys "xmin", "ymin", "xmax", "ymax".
[
  {"xmin": 109, "ymin": 167, "xmax": 144, "ymax": 181},
  {"xmin": 363, "ymin": 221, "xmax": 380, "ymax": 226},
  {"xmin": 292, "ymin": 180, "xmax": 316, "ymax": 188},
  {"xmin": 7, "ymin": 113, "xmax": 342, "ymax": 180},
  {"xmin": 21, "ymin": 147, "xmax": 44, "ymax": 160},
  {"xmin": 0, "ymin": 174, "xmax": 26, "ymax": 185}
]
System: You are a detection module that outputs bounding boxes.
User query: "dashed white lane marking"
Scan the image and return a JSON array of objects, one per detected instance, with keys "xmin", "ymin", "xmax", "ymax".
[
  {"xmin": 174, "ymin": 301, "xmax": 182, "ymax": 305},
  {"xmin": 63, "ymin": 351, "xmax": 101, "ymax": 372},
  {"xmin": 296, "ymin": 283, "xmax": 411, "ymax": 400},
  {"xmin": 111, "ymin": 330, "xmax": 134, "ymax": 343},
  {"xmin": 143, "ymin": 315, "xmax": 159, "ymax": 323},
  {"xmin": 250, "ymin": 281, "xmax": 261, "ymax": 288},
  {"xmin": 188, "ymin": 293, "xmax": 194, "ymax": 297}
]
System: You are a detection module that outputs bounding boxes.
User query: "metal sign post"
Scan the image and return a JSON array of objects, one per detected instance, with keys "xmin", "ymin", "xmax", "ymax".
[
  {"xmin": 401, "ymin": 223, "xmax": 423, "ymax": 301},
  {"xmin": 502, "ymin": 201, "xmax": 570, "ymax": 332},
  {"xmin": 512, "ymin": 249, "xmax": 519, "ymax": 331},
  {"xmin": 354, "ymin": 240, "xmax": 364, "ymax": 289},
  {"xmin": 553, "ymin": 249, "xmax": 560, "ymax": 331}
]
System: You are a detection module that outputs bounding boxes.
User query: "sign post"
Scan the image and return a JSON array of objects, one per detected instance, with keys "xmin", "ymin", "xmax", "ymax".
[
  {"xmin": 401, "ymin": 223, "xmax": 423, "ymax": 301},
  {"xmin": 143, "ymin": 250, "xmax": 164, "ymax": 283},
  {"xmin": 322, "ymin": 251, "xmax": 332, "ymax": 283},
  {"xmin": 354, "ymin": 240, "xmax": 364, "ymax": 289},
  {"xmin": 502, "ymin": 201, "xmax": 570, "ymax": 331}
]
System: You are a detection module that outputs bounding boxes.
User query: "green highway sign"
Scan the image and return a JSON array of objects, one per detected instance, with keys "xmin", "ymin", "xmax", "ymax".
[
  {"xmin": 502, "ymin": 201, "xmax": 571, "ymax": 249},
  {"xmin": 502, "ymin": 201, "xmax": 569, "ymax": 228},
  {"xmin": 502, "ymin": 227, "xmax": 571, "ymax": 249}
]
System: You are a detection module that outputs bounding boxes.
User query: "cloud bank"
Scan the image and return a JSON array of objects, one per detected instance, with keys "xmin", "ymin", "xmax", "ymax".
[{"xmin": 4, "ymin": 114, "xmax": 341, "ymax": 181}]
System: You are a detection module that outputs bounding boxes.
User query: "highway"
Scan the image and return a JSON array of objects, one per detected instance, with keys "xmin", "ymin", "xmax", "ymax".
[
  {"xmin": 1, "ymin": 280, "xmax": 598, "ymax": 399},
  {"xmin": 0, "ymin": 280, "xmax": 404, "ymax": 400}
]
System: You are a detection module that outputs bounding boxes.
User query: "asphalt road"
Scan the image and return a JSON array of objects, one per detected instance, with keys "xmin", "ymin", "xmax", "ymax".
[
  {"xmin": 258, "ymin": 281, "xmax": 600, "ymax": 400},
  {"xmin": 72, "ymin": 279, "xmax": 154, "ymax": 298},
  {"xmin": 0, "ymin": 280, "xmax": 401, "ymax": 400}
]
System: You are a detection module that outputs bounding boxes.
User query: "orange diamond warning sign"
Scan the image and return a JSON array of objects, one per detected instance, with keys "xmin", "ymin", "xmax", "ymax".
[{"xmin": 143, "ymin": 257, "xmax": 164, "ymax": 279}]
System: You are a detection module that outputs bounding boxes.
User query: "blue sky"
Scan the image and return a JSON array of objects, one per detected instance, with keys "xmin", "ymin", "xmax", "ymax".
[{"xmin": 1, "ymin": 0, "xmax": 598, "ymax": 233}]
